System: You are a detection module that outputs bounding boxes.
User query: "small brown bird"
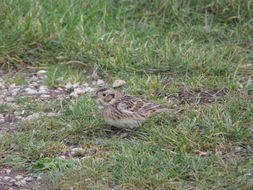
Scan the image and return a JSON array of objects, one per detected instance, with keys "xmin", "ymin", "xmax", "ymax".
[{"xmin": 92, "ymin": 88, "xmax": 169, "ymax": 128}]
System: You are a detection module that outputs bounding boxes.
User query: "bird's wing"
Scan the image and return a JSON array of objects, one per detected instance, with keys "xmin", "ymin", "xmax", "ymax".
[{"xmin": 117, "ymin": 95, "xmax": 168, "ymax": 117}]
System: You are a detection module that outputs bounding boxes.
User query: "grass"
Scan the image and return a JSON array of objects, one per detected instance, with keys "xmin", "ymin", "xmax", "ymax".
[{"xmin": 0, "ymin": 0, "xmax": 253, "ymax": 189}]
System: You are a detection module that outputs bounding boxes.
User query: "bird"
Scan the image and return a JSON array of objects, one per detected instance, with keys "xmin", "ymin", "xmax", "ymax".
[{"xmin": 92, "ymin": 88, "xmax": 170, "ymax": 128}]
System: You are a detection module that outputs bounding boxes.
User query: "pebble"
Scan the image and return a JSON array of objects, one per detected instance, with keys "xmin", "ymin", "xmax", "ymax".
[
  {"xmin": 9, "ymin": 84, "xmax": 16, "ymax": 89},
  {"xmin": 24, "ymin": 176, "xmax": 34, "ymax": 182},
  {"xmin": 72, "ymin": 83, "xmax": 80, "ymax": 88},
  {"xmin": 112, "ymin": 80, "xmax": 126, "ymax": 88},
  {"xmin": 40, "ymin": 94, "xmax": 51, "ymax": 99},
  {"xmin": 14, "ymin": 180, "xmax": 26, "ymax": 187},
  {"xmin": 25, "ymin": 88, "xmax": 38, "ymax": 95},
  {"xmin": 0, "ymin": 118, "xmax": 4, "ymax": 123},
  {"xmin": 15, "ymin": 175, "xmax": 23, "ymax": 180},
  {"xmin": 84, "ymin": 87, "xmax": 95, "ymax": 93},
  {"xmin": 38, "ymin": 86, "xmax": 49, "ymax": 94},
  {"xmin": 71, "ymin": 148, "xmax": 86, "ymax": 157},
  {"xmin": 4, "ymin": 176, "xmax": 12, "ymax": 180},
  {"xmin": 81, "ymin": 82, "xmax": 89, "ymax": 87},
  {"xmin": 10, "ymin": 179, "xmax": 16, "ymax": 183},
  {"xmin": 5, "ymin": 169, "xmax": 11, "ymax": 174},
  {"xmin": 47, "ymin": 112, "xmax": 61, "ymax": 117},
  {"xmin": 235, "ymin": 146, "xmax": 243, "ymax": 152},
  {"xmin": 0, "ymin": 82, "xmax": 5, "ymax": 89},
  {"xmin": 96, "ymin": 79, "xmax": 104, "ymax": 86},
  {"xmin": 6, "ymin": 97, "xmax": 15, "ymax": 102},
  {"xmin": 23, "ymin": 113, "xmax": 40, "ymax": 121},
  {"xmin": 70, "ymin": 88, "xmax": 86, "ymax": 97},
  {"xmin": 11, "ymin": 88, "xmax": 20, "ymax": 96},
  {"xmin": 37, "ymin": 70, "xmax": 47, "ymax": 76},
  {"xmin": 65, "ymin": 82, "xmax": 73, "ymax": 89}
]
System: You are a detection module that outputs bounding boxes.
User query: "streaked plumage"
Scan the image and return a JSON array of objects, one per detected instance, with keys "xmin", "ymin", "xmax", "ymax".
[{"xmin": 92, "ymin": 88, "xmax": 169, "ymax": 128}]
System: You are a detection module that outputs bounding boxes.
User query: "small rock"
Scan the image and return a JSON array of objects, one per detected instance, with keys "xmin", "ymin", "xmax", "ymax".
[
  {"xmin": 4, "ymin": 169, "xmax": 11, "ymax": 175},
  {"xmin": 31, "ymin": 82, "xmax": 39, "ymax": 88},
  {"xmin": 0, "ymin": 118, "xmax": 4, "ymax": 123},
  {"xmin": 37, "ymin": 70, "xmax": 47, "ymax": 76},
  {"xmin": 70, "ymin": 88, "xmax": 86, "ymax": 98},
  {"xmin": 4, "ymin": 176, "xmax": 12, "ymax": 180},
  {"xmin": 4, "ymin": 115, "xmax": 15, "ymax": 122},
  {"xmin": 84, "ymin": 87, "xmax": 95, "ymax": 93},
  {"xmin": 15, "ymin": 175, "xmax": 23, "ymax": 180},
  {"xmin": 14, "ymin": 180, "xmax": 26, "ymax": 187},
  {"xmin": 6, "ymin": 97, "xmax": 15, "ymax": 102},
  {"xmin": 9, "ymin": 84, "xmax": 16, "ymax": 89},
  {"xmin": 40, "ymin": 94, "xmax": 51, "ymax": 99},
  {"xmin": 65, "ymin": 82, "xmax": 73, "ymax": 89},
  {"xmin": 72, "ymin": 83, "xmax": 80, "ymax": 88},
  {"xmin": 25, "ymin": 88, "xmax": 38, "ymax": 95},
  {"xmin": 10, "ymin": 179, "xmax": 16, "ymax": 183},
  {"xmin": 81, "ymin": 82, "xmax": 89, "ymax": 87},
  {"xmin": 46, "ymin": 112, "xmax": 61, "ymax": 117},
  {"xmin": 96, "ymin": 79, "xmax": 104, "ymax": 86},
  {"xmin": 11, "ymin": 88, "xmax": 20, "ymax": 96},
  {"xmin": 113, "ymin": 80, "xmax": 126, "ymax": 88},
  {"xmin": 24, "ymin": 176, "xmax": 34, "ymax": 182},
  {"xmin": 14, "ymin": 111, "xmax": 21, "ymax": 116},
  {"xmin": 23, "ymin": 113, "xmax": 40, "ymax": 121},
  {"xmin": 235, "ymin": 146, "xmax": 243, "ymax": 152},
  {"xmin": 71, "ymin": 148, "xmax": 86, "ymax": 157},
  {"xmin": 38, "ymin": 86, "xmax": 49, "ymax": 94},
  {"xmin": 246, "ymin": 173, "xmax": 253, "ymax": 177},
  {"xmin": 60, "ymin": 155, "xmax": 66, "ymax": 159},
  {"xmin": 0, "ymin": 82, "xmax": 5, "ymax": 89}
]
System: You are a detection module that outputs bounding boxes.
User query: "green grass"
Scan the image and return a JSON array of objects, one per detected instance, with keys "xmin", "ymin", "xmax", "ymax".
[{"xmin": 0, "ymin": 0, "xmax": 253, "ymax": 189}]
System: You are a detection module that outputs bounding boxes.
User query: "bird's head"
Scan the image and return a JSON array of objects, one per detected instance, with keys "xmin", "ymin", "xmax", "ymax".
[{"xmin": 92, "ymin": 88, "xmax": 122, "ymax": 107}]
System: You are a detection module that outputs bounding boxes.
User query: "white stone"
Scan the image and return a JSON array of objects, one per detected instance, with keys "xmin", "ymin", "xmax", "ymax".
[
  {"xmin": 6, "ymin": 97, "xmax": 15, "ymax": 102},
  {"xmin": 71, "ymin": 148, "xmax": 85, "ymax": 156},
  {"xmin": 38, "ymin": 86, "xmax": 49, "ymax": 94},
  {"xmin": 31, "ymin": 82, "xmax": 39, "ymax": 88},
  {"xmin": 37, "ymin": 70, "xmax": 47, "ymax": 76},
  {"xmin": 65, "ymin": 82, "xmax": 73, "ymax": 89},
  {"xmin": 84, "ymin": 87, "xmax": 95, "ymax": 93},
  {"xmin": 40, "ymin": 94, "xmax": 51, "ymax": 99},
  {"xmin": 46, "ymin": 112, "xmax": 61, "ymax": 117},
  {"xmin": 5, "ymin": 169, "xmax": 11, "ymax": 174},
  {"xmin": 23, "ymin": 113, "xmax": 40, "ymax": 121},
  {"xmin": 25, "ymin": 88, "xmax": 38, "ymax": 95},
  {"xmin": 112, "ymin": 80, "xmax": 126, "ymax": 88},
  {"xmin": 15, "ymin": 175, "xmax": 23, "ymax": 180},
  {"xmin": 81, "ymin": 82, "xmax": 89, "ymax": 87},
  {"xmin": 72, "ymin": 83, "xmax": 80, "ymax": 88},
  {"xmin": 10, "ymin": 179, "xmax": 16, "ymax": 183},
  {"xmin": 24, "ymin": 176, "xmax": 33, "ymax": 182},
  {"xmin": 9, "ymin": 84, "xmax": 16, "ymax": 89},
  {"xmin": 0, "ymin": 82, "xmax": 5, "ymax": 89},
  {"xmin": 11, "ymin": 88, "xmax": 20, "ymax": 96},
  {"xmin": 4, "ymin": 176, "xmax": 12, "ymax": 180},
  {"xmin": 96, "ymin": 79, "xmax": 104, "ymax": 86}
]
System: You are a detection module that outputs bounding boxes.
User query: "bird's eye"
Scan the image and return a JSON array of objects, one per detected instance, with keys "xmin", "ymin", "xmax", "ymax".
[{"xmin": 102, "ymin": 93, "xmax": 106, "ymax": 96}]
